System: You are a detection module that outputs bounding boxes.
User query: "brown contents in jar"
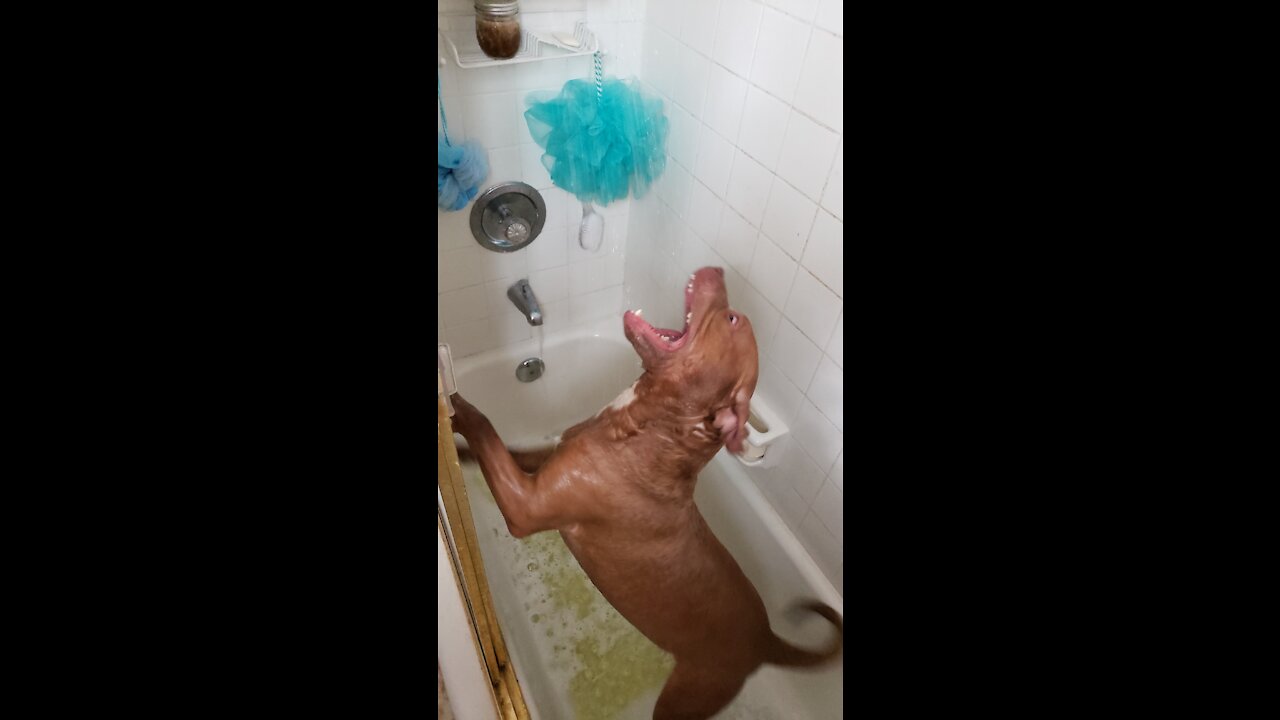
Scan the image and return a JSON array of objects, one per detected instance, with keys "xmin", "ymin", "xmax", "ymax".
[{"xmin": 477, "ymin": 18, "xmax": 521, "ymax": 59}]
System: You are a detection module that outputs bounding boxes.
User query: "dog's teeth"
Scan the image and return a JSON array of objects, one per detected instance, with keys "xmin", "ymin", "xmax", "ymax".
[
  {"xmin": 634, "ymin": 308, "xmax": 643, "ymax": 317},
  {"xmin": 686, "ymin": 312, "xmax": 692, "ymax": 324}
]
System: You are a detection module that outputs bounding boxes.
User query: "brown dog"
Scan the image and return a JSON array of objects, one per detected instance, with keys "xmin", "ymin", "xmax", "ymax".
[{"xmin": 451, "ymin": 266, "xmax": 841, "ymax": 719}]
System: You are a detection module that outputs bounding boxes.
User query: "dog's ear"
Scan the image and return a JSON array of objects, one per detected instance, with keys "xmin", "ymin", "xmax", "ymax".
[{"xmin": 713, "ymin": 388, "xmax": 752, "ymax": 454}]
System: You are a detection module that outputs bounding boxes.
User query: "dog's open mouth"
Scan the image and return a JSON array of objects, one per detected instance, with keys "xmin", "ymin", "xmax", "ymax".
[{"xmin": 623, "ymin": 274, "xmax": 697, "ymax": 352}]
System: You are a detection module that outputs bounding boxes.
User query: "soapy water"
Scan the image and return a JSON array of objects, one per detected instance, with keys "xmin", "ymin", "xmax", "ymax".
[{"xmin": 460, "ymin": 461, "xmax": 803, "ymax": 719}]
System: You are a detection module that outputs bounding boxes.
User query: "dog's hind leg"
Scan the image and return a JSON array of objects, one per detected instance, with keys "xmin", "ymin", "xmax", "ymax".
[{"xmin": 652, "ymin": 663, "xmax": 745, "ymax": 720}]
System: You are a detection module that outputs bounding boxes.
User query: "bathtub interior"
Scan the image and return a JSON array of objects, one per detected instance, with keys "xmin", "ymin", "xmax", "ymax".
[
  {"xmin": 452, "ymin": 323, "xmax": 642, "ymax": 448},
  {"xmin": 450, "ymin": 327, "xmax": 843, "ymax": 719}
]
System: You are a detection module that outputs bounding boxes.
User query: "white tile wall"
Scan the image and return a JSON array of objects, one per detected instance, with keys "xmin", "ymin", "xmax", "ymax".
[
  {"xmin": 714, "ymin": 0, "xmax": 764, "ymax": 78},
  {"xmin": 623, "ymin": 0, "xmax": 844, "ymax": 593},
  {"xmin": 438, "ymin": 1, "xmax": 645, "ymax": 358},
  {"xmin": 749, "ymin": 8, "xmax": 811, "ymax": 104},
  {"xmin": 777, "ymin": 111, "xmax": 840, "ymax": 201},
  {"xmin": 737, "ymin": 87, "xmax": 790, "ymax": 171}
]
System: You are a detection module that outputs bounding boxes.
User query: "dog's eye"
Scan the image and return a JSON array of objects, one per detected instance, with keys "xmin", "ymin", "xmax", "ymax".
[{"xmin": 728, "ymin": 313, "xmax": 738, "ymax": 325}]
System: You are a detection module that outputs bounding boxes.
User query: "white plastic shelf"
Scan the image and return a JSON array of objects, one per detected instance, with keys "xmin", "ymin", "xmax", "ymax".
[{"xmin": 440, "ymin": 21, "xmax": 599, "ymax": 69}]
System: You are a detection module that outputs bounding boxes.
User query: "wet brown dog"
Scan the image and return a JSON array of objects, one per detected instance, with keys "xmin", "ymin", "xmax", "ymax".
[{"xmin": 451, "ymin": 266, "xmax": 841, "ymax": 719}]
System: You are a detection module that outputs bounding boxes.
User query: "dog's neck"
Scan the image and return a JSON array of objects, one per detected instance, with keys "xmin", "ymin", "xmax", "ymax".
[{"xmin": 596, "ymin": 374, "xmax": 727, "ymax": 480}]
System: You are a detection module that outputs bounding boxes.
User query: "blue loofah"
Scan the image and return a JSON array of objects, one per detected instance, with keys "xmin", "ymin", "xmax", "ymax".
[
  {"xmin": 524, "ymin": 53, "xmax": 667, "ymax": 206},
  {"xmin": 438, "ymin": 137, "xmax": 488, "ymax": 211},
  {"xmin": 438, "ymin": 73, "xmax": 488, "ymax": 212}
]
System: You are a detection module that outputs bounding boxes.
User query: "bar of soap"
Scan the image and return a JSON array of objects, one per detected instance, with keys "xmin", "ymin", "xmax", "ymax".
[{"xmin": 552, "ymin": 31, "xmax": 580, "ymax": 48}]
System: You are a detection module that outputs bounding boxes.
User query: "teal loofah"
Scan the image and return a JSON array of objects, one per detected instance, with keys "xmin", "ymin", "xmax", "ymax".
[
  {"xmin": 438, "ymin": 74, "xmax": 488, "ymax": 212},
  {"xmin": 524, "ymin": 54, "xmax": 667, "ymax": 206}
]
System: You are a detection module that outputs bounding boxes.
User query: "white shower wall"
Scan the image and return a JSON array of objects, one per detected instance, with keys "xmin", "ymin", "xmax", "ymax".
[
  {"xmin": 622, "ymin": 0, "xmax": 844, "ymax": 592},
  {"xmin": 437, "ymin": 0, "xmax": 646, "ymax": 358}
]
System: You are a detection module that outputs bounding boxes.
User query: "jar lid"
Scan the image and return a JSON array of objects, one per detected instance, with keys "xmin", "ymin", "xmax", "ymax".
[{"xmin": 475, "ymin": 1, "xmax": 519, "ymax": 17}]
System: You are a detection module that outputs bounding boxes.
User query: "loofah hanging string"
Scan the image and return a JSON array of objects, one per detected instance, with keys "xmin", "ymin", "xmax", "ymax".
[{"xmin": 438, "ymin": 73, "xmax": 488, "ymax": 212}]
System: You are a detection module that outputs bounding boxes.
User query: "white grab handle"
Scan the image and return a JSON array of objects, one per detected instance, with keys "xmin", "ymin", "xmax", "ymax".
[
  {"xmin": 438, "ymin": 343, "xmax": 457, "ymax": 417},
  {"xmin": 737, "ymin": 396, "xmax": 789, "ymax": 468}
]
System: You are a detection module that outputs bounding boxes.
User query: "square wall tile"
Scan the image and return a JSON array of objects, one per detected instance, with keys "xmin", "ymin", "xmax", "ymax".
[
  {"xmin": 477, "ymin": 246, "xmax": 529, "ymax": 282},
  {"xmin": 713, "ymin": 208, "xmax": 757, "ymax": 278},
  {"xmin": 713, "ymin": 0, "xmax": 763, "ymax": 78},
  {"xmin": 777, "ymin": 111, "xmax": 840, "ymax": 202},
  {"xmin": 821, "ymin": 141, "xmax": 843, "ymax": 220},
  {"xmin": 812, "ymin": 480, "xmax": 843, "ymax": 540},
  {"xmin": 438, "ymin": 205, "xmax": 474, "ymax": 250},
  {"xmin": 807, "ymin": 355, "xmax": 843, "ymax": 430},
  {"xmin": 642, "ymin": 25, "xmax": 678, "ymax": 99},
  {"xmin": 649, "ymin": 0, "xmax": 683, "ymax": 36},
  {"xmin": 731, "ymin": 279, "xmax": 781, "ymax": 357},
  {"xmin": 737, "ymin": 86, "xmax": 790, "ymax": 171},
  {"xmin": 678, "ymin": 230, "xmax": 724, "ymax": 276},
  {"xmin": 491, "ymin": 308, "xmax": 534, "ymax": 346},
  {"xmin": 704, "ymin": 64, "xmax": 749, "ymax": 144},
  {"xmin": 826, "ymin": 312, "xmax": 843, "ymax": 367},
  {"xmin": 461, "ymin": 92, "xmax": 520, "ymax": 148},
  {"xmin": 687, "ymin": 179, "xmax": 724, "ymax": 243},
  {"xmin": 784, "ymin": 269, "xmax": 841, "ymax": 347},
  {"xmin": 784, "ymin": 443, "xmax": 827, "ymax": 504},
  {"xmin": 439, "ymin": 246, "xmax": 485, "ymax": 293},
  {"xmin": 488, "ymin": 145, "xmax": 522, "ymax": 184},
  {"xmin": 749, "ymin": 8, "xmax": 811, "ymax": 104},
  {"xmin": 448, "ymin": 316, "xmax": 498, "ymax": 358},
  {"xmin": 814, "ymin": 0, "xmax": 843, "ymax": 35},
  {"xmin": 793, "ymin": 398, "xmax": 842, "ymax": 472},
  {"xmin": 672, "ymin": 44, "xmax": 711, "ymax": 118},
  {"xmin": 693, "ymin": 124, "xmax": 735, "ymax": 198},
  {"xmin": 762, "ymin": 0, "xmax": 819, "ymax": 20},
  {"xmin": 681, "ymin": 0, "xmax": 721, "ymax": 58},
  {"xmin": 440, "ymin": 284, "xmax": 490, "ymax": 328},
  {"xmin": 530, "ymin": 265, "xmax": 569, "ymax": 302},
  {"xmin": 747, "ymin": 233, "xmax": 798, "ymax": 309},
  {"xmin": 801, "ymin": 210, "xmax": 843, "ymax": 297},
  {"xmin": 770, "ymin": 318, "xmax": 822, "ymax": 390},
  {"xmin": 761, "ymin": 177, "xmax": 817, "ymax": 260},
  {"xmin": 793, "ymin": 30, "xmax": 844, "ymax": 134},
  {"xmin": 668, "ymin": 103, "xmax": 699, "ymax": 170},
  {"xmin": 658, "ymin": 158, "xmax": 694, "ymax": 220},
  {"xmin": 828, "ymin": 451, "xmax": 843, "ymax": 491},
  {"xmin": 526, "ymin": 225, "xmax": 568, "ymax": 271},
  {"xmin": 520, "ymin": 143, "xmax": 554, "ymax": 189},
  {"xmin": 725, "ymin": 151, "xmax": 773, "ymax": 228},
  {"xmin": 756, "ymin": 359, "xmax": 804, "ymax": 424}
]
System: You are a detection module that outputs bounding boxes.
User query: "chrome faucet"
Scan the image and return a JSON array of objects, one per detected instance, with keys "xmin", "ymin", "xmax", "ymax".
[{"xmin": 507, "ymin": 278, "xmax": 543, "ymax": 326}]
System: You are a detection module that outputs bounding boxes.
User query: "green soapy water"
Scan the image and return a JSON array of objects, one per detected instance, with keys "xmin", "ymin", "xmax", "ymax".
[{"xmin": 460, "ymin": 461, "xmax": 676, "ymax": 719}]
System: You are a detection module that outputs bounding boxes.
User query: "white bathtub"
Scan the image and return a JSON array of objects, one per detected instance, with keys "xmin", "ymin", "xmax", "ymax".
[{"xmin": 446, "ymin": 322, "xmax": 843, "ymax": 719}]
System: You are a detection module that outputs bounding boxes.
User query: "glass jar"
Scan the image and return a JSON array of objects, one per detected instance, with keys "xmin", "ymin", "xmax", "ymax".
[{"xmin": 475, "ymin": 0, "xmax": 522, "ymax": 60}]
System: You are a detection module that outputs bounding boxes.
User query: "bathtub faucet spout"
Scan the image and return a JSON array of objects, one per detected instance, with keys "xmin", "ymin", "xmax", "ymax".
[{"xmin": 507, "ymin": 278, "xmax": 543, "ymax": 326}]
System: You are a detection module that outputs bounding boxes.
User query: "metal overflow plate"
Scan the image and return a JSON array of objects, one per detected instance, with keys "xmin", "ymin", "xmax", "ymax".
[
  {"xmin": 470, "ymin": 181, "xmax": 547, "ymax": 253},
  {"xmin": 516, "ymin": 357, "xmax": 544, "ymax": 382}
]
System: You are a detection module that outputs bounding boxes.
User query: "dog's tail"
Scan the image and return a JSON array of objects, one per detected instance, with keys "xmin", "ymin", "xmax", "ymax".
[{"xmin": 765, "ymin": 601, "xmax": 843, "ymax": 668}]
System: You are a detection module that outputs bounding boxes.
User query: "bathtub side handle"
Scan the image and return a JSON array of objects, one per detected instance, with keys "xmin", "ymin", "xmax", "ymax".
[{"xmin": 439, "ymin": 342, "xmax": 458, "ymax": 417}]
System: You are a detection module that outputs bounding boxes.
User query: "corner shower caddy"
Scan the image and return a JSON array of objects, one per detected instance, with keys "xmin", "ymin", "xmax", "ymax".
[{"xmin": 439, "ymin": 20, "xmax": 600, "ymax": 69}]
